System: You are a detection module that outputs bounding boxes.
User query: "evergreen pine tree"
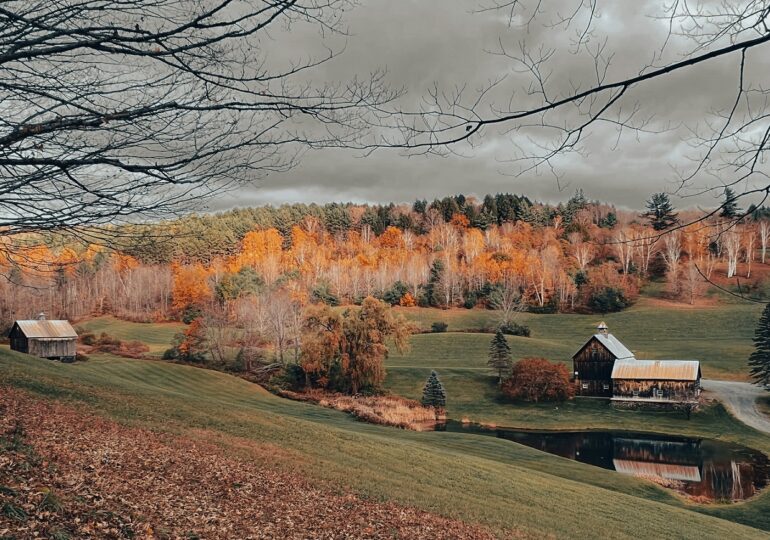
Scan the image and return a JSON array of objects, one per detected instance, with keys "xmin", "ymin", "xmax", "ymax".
[
  {"xmin": 488, "ymin": 329, "xmax": 513, "ymax": 385},
  {"xmin": 749, "ymin": 303, "xmax": 770, "ymax": 388},
  {"xmin": 720, "ymin": 187, "xmax": 741, "ymax": 219},
  {"xmin": 642, "ymin": 193, "xmax": 678, "ymax": 231},
  {"xmin": 422, "ymin": 370, "xmax": 447, "ymax": 408},
  {"xmin": 423, "ymin": 259, "xmax": 444, "ymax": 307}
]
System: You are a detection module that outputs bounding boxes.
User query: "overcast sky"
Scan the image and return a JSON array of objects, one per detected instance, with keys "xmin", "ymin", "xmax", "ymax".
[{"xmin": 213, "ymin": 0, "xmax": 770, "ymax": 212}]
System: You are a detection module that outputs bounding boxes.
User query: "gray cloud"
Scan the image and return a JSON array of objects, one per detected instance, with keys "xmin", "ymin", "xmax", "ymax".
[{"xmin": 212, "ymin": 0, "xmax": 770, "ymax": 212}]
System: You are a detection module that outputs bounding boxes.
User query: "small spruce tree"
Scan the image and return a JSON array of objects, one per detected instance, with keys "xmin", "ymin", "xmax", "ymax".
[
  {"xmin": 488, "ymin": 329, "xmax": 513, "ymax": 385},
  {"xmin": 642, "ymin": 192, "xmax": 678, "ymax": 231},
  {"xmin": 720, "ymin": 187, "xmax": 741, "ymax": 219},
  {"xmin": 749, "ymin": 302, "xmax": 770, "ymax": 388},
  {"xmin": 422, "ymin": 370, "xmax": 447, "ymax": 409}
]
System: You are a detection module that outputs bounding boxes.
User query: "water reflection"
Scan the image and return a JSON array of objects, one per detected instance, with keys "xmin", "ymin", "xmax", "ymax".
[{"xmin": 438, "ymin": 422, "xmax": 770, "ymax": 502}]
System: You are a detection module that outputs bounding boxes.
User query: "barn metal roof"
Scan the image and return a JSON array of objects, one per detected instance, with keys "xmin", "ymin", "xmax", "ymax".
[
  {"xmin": 612, "ymin": 459, "xmax": 702, "ymax": 482},
  {"xmin": 13, "ymin": 320, "xmax": 78, "ymax": 339},
  {"xmin": 572, "ymin": 333, "xmax": 635, "ymax": 360},
  {"xmin": 611, "ymin": 359, "xmax": 701, "ymax": 381}
]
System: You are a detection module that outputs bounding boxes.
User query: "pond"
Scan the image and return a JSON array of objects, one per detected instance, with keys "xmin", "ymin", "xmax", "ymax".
[{"xmin": 437, "ymin": 421, "xmax": 770, "ymax": 502}]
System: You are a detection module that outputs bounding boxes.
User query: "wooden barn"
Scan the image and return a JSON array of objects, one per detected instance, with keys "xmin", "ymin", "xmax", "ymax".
[
  {"xmin": 8, "ymin": 318, "xmax": 78, "ymax": 362},
  {"xmin": 572, "ymin": 322, "xmax": 701, "ymax": 405},
  {"xmin": 572, "ymin": 322, "xmax": 635, "ymax": 397}
]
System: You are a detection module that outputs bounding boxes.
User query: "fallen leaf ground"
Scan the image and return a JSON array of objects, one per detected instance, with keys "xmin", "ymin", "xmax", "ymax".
[{"xmin": 0, "ymin": 387, "xmax": 504, "ymax": 539}]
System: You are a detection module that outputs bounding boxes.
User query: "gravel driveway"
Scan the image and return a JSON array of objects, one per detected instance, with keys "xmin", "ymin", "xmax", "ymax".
[{"xmin": 701, "ymin": 379, "xmax": 770, "ymax": 434}]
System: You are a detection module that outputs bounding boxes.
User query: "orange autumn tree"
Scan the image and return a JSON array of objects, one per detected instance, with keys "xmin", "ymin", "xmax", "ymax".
[
  {"xmin": 300, "ymin": 297, "xmax": 413, "ymax": 394},
  {"xmin": 175, "ymin": 317, "xmax": 207, "ymax": 363},
  {"xmin": 171, "ymin": 263, "xmax": 212, "ymax": 319},
  {"xmin": 378, "ymin": 226, "xmax": 404, "ymax": 249},
  {"xmin": 237, "ymin": 228, "xmax": 284, "ymax": 284},
  {"xmin": 399, "ymin": 292, "xmax": 416, "ymax": 307},
  {"xmin": 113, "ymin": 252, "xmax": 140, "ymax": 274}
]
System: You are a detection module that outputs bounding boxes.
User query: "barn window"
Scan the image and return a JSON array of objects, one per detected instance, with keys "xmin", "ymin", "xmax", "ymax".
[
  {"xmin": 590, "ymin": 349, "xmax": 599, "ymax": 360},
  {"xmin": 603, "ymin": 384, "xmax": 609, "ymax": 390},
  {"xmin": 582, "ymin": 384, "xmax": 588, "ymax": 390}
]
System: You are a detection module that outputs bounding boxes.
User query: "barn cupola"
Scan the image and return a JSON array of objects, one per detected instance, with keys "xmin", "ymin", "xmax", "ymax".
[{"xmin": 596, "ymin": 321, "xmax": 609, "ymax": 336}]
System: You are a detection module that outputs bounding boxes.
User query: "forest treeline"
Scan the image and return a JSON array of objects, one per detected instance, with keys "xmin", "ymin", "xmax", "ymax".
[{"xmin": 1, "ymin": 190, "xmax": 769, "ymax": 342}]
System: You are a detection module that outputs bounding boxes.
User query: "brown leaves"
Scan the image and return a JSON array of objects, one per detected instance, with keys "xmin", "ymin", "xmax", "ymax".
[{"xmin": 0, "ymin": 388, "xmax": 497, "ymax": 539}]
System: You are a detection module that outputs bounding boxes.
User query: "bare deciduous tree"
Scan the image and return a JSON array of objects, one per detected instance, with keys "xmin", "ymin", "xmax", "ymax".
[
  {"xmin": 490, "ymin": 272, "xmax": 524, "ymax": 325},
  {"xmin": 568, "ymin": 232, "xmax": 593, "ymax": 271},
  {"xmin": 662, "ymin": 231, "xmax": 682, "ymax": 295},
  {"xmin": 384, "ymin": 2, "xmax": 770, "ymax": 222},
  {"xmin": 745, "ymin": 226, "xmax": 757, "ymax": 277},
  {"xmin": 724, "ymin": 230, "xmax": 742, "ymax": 278},
  {"xmin": 0, "ymin": 1, "xmax": 397, "ymax": 251},
  {"xmin": 614, "ymin": 228, "xmax": 634, "ymax": 275},
  {"xmin": 759, "ymin": 220, "xmax": 770, "ymax": 264}
]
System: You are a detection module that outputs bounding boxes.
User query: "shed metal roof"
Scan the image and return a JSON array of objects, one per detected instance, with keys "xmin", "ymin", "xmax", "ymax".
[
  {"xmin": 611, "ymin": 359, "xmax": 701, "ymax": 381},
  {"xmin": 13, "ymin": 320, "xmax": 78, "ymax": 339},
  {"xmin": 612, "ymin": 459, "xmax": 702, "ymax": 482},
  {"xmin": 572, "ymin": 333, "xmax": 635, "ymax": 360}
]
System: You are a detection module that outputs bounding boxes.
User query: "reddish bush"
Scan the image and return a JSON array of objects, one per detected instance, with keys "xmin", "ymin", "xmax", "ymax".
[
  {"xmin": 501, "ymin": 357, "xmax": 574, "ymax": 402},
  {"xmin": 89, "ymin": 332, "xmax": 149, "ymax": 359}
]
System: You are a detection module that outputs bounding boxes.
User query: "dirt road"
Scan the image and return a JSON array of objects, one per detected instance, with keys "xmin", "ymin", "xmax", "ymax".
[{"xmin": 702, "ymin": 379, "xmax": 770, "ymax": 434}]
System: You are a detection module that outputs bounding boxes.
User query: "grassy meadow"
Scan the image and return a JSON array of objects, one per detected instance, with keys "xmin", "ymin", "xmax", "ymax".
[
  {"xmin": 76, "ymin": 316, "xmax": 185, "ymax": 355},
  {"xmin": 393, "ymin": 293, "xmax": 763, "ymax": 380},
  {"xmin": 385, "ymin": 293, "xmax": 764, "ymax": 432},
  {"xmin": 3, "ymin": 348, "xmax": 770, "ymax": 538},
  {"xmin": 4, "ymin": 292, "xmax": 770, "ymax": 536}
]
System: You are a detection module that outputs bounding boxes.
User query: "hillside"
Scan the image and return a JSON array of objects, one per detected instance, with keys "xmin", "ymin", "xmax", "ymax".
[{"xmin": 2, "ymin": 348, "xmax": 770, "ymax": 538}]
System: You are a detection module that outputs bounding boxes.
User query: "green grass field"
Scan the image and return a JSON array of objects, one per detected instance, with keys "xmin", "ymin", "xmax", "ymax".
[
  {"xmin": 2, "ymin": 348, "xmax": 770, "ymax": 538},
  {"xmin": 76, "ymin": 316, "xmax": 185, "ymax": 355},
  {"xmin": 7, "ymin": 296, "xmax": 769, "ymax": 536},
  {"xmin": 394, "ymin": 294, "xmax": 764, "ymax": 380}
]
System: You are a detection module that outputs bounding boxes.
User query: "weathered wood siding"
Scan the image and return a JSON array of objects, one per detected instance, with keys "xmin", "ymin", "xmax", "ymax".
[
  {"xmin": 28, "ymin": 339, "xmax": 76, "ymax": 359},
  {"xmin": 8, "ymin": 325, "xmax": 29, "ymax": 353},
  {"xmin": 612, "ymin": 379, "xmax": 700, "ymax": 402},
  {"xmin": 573, "ymin": 337, "xmax": 615, "ymax": 397}
]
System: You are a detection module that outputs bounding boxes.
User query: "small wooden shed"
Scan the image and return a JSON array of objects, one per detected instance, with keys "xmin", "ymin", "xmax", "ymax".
[
  {"xmin": 611, "ymin": 359, "xmax": 701, "ymax": 403},
  {"xmin": 9, "ymin": 319, "xmax": 78, "ymax": 362}
]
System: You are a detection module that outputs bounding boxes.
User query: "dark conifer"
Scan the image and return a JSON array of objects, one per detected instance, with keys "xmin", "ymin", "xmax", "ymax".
[
  {"xmin": 642, "ymin": 193, "xmax": 678, "ymax": 231},
  {"xmin": 422, "ymin": 370, "xmax": 447, "ymax": 408},
  {"xmin": 720, "ymin": 187, "xmax": 741, "ymax": 219},
  {"xmin": 749, "ymin": 303, "xmax": 770, "ymax": 388},
  {"xmin": 488, "ymin": 329, "xmax": 513, "ymax": 385}
]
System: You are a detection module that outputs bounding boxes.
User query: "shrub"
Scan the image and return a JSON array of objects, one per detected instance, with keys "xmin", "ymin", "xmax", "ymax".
[
  {"xmin": 162, "ymin": 347, "xmax": 178, "ymax": 360},
  {"xmin": 430, "ymin": 322, "xmax": 448, "ymax": 333},
  {"xmin": 588, "ymin": 287, "xmax": 629, "ymax": 313},
  {"xmin": 95, "ymin": 332, "xmax": 121, "ymax": 352},
  {"xmin": 502, "ymin": 357, "xmax": 574, "ymax": 402},
  {"xmin": 91, "ymin": 333, "xmax": 149, "ymax": 358},
  {"xmin": 74, "ymin": 352, "xmax": 89, "ymax": 362},
  {"xmin": 121, "ymin": 340, "xmax": 150, "ymax": 359},
  {"xmin": 273, "ymin": 363, "xmax": 306, "ymax": 391},
  {"xmin": 78, "ymin": 331, "xmax": 96, "ymax": 345},
  {"xmin": 311, "ymin": 282, "xmax": 340, "ymax": 306},
  {"xmin": 382, "ymin": 281, "xmax": 409, "ymax": 306},
  {"xmin": 499, "ymin": 321, "xmax": 530, "ymax": 337},
  {"xmin": 181, "ymin": 305, "xmax": 203, "ymax": 324},
  {"xmin": 399, "ymin": 292, "xmax": 417, "ymax": 307},
  {"xmin": 527, "ymin": 298, "xmax": 558, "ymax": 314}
]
